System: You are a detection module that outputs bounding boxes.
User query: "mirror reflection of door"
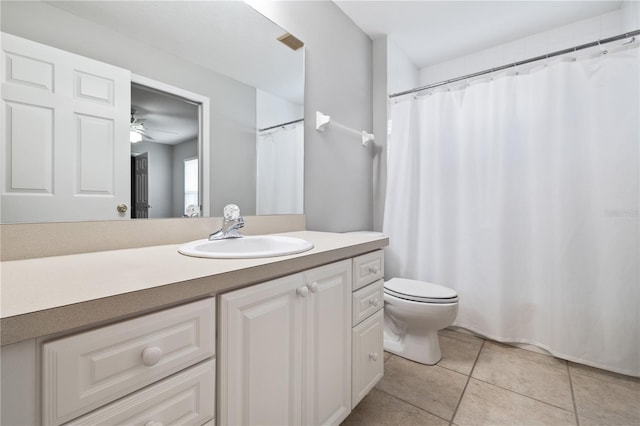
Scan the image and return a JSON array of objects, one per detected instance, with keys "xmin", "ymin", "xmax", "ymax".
[
  {"xmin": 130, "ymin": 83, "xmax": 200, "ymax": 219},
  {"xmin": 131, "ymin": 153, "xmax": 149, "ymax": 218}
]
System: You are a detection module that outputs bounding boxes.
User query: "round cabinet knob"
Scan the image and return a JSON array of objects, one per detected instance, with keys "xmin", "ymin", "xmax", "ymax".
[
  {"xmin": 369, "ymin": 265, "xmax": 380, "ymax": 274},
  {"xmin": 369, "ymin": 298, "xmax": 380, "ymax": 307},
  {"xmin": 369, "ymin": 352, "xmax": 379, "ymax": 362},
  {"xmin": 141, "ymin": 346, "xmax": 163, "ymax": 366},
  {"xmin": 297, "ymin": 286, "xmax": 309, "ymax": 298},
  {"xmin": 307, "ymin": 282, "xmax": 319, "ymax": 293},
  {"xmin": 116, "ymin": 203, "xmax": 128, "ymax": 213},
  {"xmin": 145, "ymin": 422, "xmax": 163, "ymax": 426}
]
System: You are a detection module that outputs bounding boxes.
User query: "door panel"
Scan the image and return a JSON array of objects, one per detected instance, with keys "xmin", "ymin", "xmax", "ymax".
[
  {"xmin": 4, "ymin": 51, "xmax": 54, "ymax": 91},
  {"xmin": 76, "ymin": 113, "xmax": 115, "ymax": 194},
  {"xmin": 5, "ymin": 101, "xmax": 53, "ymax": 193},
  {"xmin": 132, "ymin": 153, "xmax": 149, "ymax": 218},
  {"xmin": 1, "ymin": 32, "xmax": 131, "ymax": 222}
]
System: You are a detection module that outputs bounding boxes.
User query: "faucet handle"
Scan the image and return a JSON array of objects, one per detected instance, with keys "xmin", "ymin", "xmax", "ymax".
[{"xmin": 223, "ymin": 204, "xmax": 240, "ymax": 221}]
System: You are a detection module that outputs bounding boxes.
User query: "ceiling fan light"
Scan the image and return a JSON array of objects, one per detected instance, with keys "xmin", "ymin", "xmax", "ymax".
[{"xmin": 130, "ymin": 130, "xmax": 142, "ymax": 143}]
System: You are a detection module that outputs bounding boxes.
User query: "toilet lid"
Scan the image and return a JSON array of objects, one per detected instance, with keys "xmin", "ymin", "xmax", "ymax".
[{"xmin": 384, "ymin": 278, "xmax": 458, "ymax": 304}]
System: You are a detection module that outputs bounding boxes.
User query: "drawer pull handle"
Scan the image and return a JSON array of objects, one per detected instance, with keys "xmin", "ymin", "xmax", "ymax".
[
  {"xmin": 368, "ymin": 265, "xmax": 380, "ymax": 274},
  {"xmin": 297, "ymin": 286, "xmax": 309, "ymax": 298},
  {"xmin": 307, "ymin": 281, "xmax": 319, "ymax": 293},
  {"xmin": 369, "ymin": 298, "xmax": 380, "ymax": 307},
  {"xmin": 145, "ymin": 422, "xmax": 163, "ymax": 426},
  {"xmin": 369, "ymin": 352, "xmax": 379, "ymax": 362},
  {"xmin": 142, "ymin": 346, "xmax": 163, "ymax": 367}
]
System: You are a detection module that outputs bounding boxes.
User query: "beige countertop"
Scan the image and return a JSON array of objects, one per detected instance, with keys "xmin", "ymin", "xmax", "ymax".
[{"xmin": 1, "ymin": 231, "xmax": 388, "ymax": 346}]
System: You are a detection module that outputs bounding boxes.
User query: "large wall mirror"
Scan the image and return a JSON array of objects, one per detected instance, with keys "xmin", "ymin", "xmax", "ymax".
[{"xmin": 0, "ymin": 1, "xmax": 304, "ymax": 224}]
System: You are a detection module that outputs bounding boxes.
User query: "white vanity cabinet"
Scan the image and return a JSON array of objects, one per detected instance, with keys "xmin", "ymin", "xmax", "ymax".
[
  {"xmin": 351, "ymin": 250, "xmax": 385, "ymax": 408},
  {"xmin": 41, "ymin": 297, "xmax": 216, "ymax": 426},
  {"xmin": 218, "ymin": 260, "xmax": 352, "ymax": 426}
]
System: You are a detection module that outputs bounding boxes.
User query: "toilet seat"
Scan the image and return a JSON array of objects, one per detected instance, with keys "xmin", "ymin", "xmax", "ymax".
[{"xmin": 384, "ymin": 278, "xmax": 458, "ymax": 304}]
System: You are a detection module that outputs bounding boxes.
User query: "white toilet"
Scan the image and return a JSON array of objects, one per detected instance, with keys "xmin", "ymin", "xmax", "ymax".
[{"xmin": 383, "ymin": 278, "xmax": 459, "ymax": 365}]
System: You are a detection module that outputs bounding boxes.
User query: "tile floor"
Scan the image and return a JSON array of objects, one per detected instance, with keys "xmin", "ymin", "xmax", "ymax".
[{"xmin": 342, "ymin": 329, "xmax": 640, "ymax": 426}]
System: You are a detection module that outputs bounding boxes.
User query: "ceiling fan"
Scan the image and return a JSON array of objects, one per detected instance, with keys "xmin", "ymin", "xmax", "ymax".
[
  {"xmin": 130, "ymin": 109, "xmax": 153, "ymax": 143},
  {"xmin": 130, "ymin": 109, "xmax": 182, "ymax": 144}
]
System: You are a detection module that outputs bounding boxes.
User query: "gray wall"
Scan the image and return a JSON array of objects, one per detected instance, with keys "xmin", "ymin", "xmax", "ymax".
[
  {"xmin": 1, "ymin": 1, "xmax": 257, "ymax": 216},
  {"xmin": 372, "ymin": 37, "xmax": 420, "ymax": 232},
  {"xmin": 372, "ymin": 37, "xmax": 388, "ymax": 233},
  {"xmin": 251, "ymin": 1, "xmax": 374, "ymax": 232}
]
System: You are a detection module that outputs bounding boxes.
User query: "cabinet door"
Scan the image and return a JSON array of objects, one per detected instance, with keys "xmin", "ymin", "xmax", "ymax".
[
  {"xmin": 219, "ymin": 274, "xmax": 305, "ymax": 426},
  {"xmin": 303, "ymin": 260, "xmax": 352, "ymax": 426},
  {"xmin": 352, "ymin": 310, "xmax": 384, "ymax": 408}
]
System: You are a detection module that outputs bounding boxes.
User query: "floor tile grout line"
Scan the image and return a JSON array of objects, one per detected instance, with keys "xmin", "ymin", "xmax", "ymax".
[
  {"xmin": 567, "ymin": 361, "xmax": 580, "ymax": 426},
  {"xmin": 470, "ymin": 375, "xmax": 578, "ymax": 414},
  {"xmin": 448, "ymin": 338, "xmax": 486, "ymax": 426},
  {"xmin": 437, "ymin": 363, "xmax": 475, "ymax": 377},
  {"xmin": 374, "ymin": 387, "xmax": 453, "ymax": 425}
]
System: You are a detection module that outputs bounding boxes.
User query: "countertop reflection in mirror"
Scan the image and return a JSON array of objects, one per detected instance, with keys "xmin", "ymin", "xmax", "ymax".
[{"xmin": 0, "ymin": 0, "xmax": 304, "ymax": 224}]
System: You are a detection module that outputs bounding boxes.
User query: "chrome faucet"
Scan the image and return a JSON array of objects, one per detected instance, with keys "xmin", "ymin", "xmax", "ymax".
[{"xmin": 209, "ymin": 204, "xmax": 244, "ymax": 240}]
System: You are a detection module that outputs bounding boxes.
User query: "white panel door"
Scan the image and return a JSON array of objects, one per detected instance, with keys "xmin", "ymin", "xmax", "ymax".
[
  {"xmin": 303, "ymin": 260, "xmax": 352, "ymax": 426},
  {"xmin": 1, "ymin": 32, "xmax": 131, "ymax": 222},
  {"xmin": 219, "ymin": 274, "xmax": 305, "ymax": 426}
]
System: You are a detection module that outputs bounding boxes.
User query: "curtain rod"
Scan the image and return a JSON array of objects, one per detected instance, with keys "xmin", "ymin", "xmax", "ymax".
[
  {"xmin": 258, "ymin": 118, "xmax": 304, "ymax": 132},
  {"xmin": 389, "ymin": 29, "xmax": 640, "ymax": 99}
]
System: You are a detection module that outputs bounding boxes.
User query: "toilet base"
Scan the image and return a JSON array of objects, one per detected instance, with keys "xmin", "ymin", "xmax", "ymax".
[{"xmin": 383, "ymin": 329, "xmax": 442, "ymax": 365}]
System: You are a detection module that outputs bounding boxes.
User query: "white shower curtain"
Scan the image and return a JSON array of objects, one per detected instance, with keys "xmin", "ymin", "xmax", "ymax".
[
  {"xmin": 383, "ymin": 46, "xmax": 639, "ymax": 376},
  {"xmin": 256, "ymin": 121, "xmax": 304, "ymax": 215}
]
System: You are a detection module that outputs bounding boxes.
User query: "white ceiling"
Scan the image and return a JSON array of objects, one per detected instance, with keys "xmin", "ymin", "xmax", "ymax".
[
  {"xmin": 131, "ymin": 84, "xmax": 199, "ymax": 146},
  {"xmin": 334, "ymin": 1, "xmax": 623, "ymax": 69}
]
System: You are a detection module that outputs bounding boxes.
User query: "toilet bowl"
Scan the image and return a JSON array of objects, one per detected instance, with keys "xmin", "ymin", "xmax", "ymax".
[{"xmin": 383, "ymin": 278, "xmax": 458, "ymax": 365}]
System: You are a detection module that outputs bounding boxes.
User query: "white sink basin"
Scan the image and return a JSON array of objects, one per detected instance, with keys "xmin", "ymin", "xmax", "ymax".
[{"xmin": 178, "ymin": 235, "xmax": 314, "ymax": 259}]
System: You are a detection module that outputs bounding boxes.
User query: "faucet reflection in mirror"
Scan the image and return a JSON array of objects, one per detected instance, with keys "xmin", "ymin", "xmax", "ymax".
[{"xmin": 209, "ymin": 204, "xmax": 245, "ymax": 240}]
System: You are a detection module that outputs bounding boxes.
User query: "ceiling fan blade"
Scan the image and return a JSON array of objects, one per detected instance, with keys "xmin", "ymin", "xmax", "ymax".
[
  {"xmin": 131, "ymin": 127, "xmax": 155, "ymax": 140},
  {"xmin": 145, "ymin": 127, "xmax": 179, "ymax": 135}
]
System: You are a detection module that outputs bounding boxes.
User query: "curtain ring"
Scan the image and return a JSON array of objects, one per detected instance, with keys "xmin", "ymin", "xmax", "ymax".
[{"xmin": 598, "ymin": 39, "xmax": 608, "ymax": 55}]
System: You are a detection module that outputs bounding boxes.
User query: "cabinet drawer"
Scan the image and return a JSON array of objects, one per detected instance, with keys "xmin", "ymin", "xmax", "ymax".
[
  {"xmin": 352, "ymin": 310, "xmax": 384, "ymax": 409},
  {"xmin": 353, "ymin": 250, "xmax": 384, "ymax": 291},
  {"xmin": 67, "ymin": 360, "xmax": 215, "ymax": 426},
  {"xmin": 352, "ymin": 279, "xmax": 384, "ymax": 326},
  {"xmin": 42, "ymin": 298, "xmax": 215, "ymax": 425}
]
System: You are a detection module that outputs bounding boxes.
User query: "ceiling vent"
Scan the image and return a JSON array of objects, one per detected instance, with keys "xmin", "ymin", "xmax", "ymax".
[{"xmin": 277, "ymin": 33, "xmax": 304, "ymax": 51}]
